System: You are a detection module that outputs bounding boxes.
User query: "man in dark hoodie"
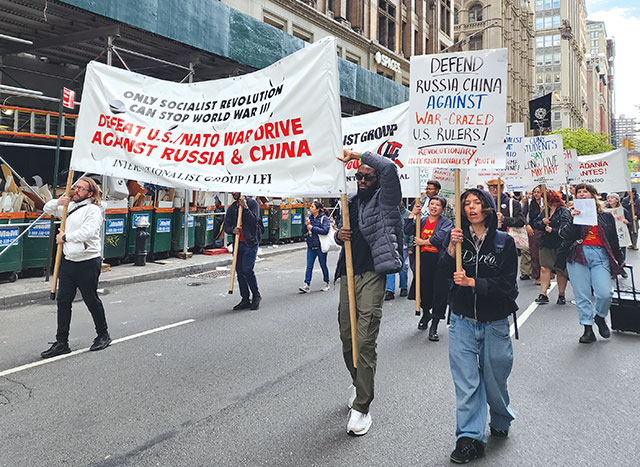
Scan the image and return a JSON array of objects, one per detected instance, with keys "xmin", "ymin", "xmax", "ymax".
[
  {"xmin": 441, "ymin": 188, "xmax": 519, "ymax": 464},
  {"xmin": 335, "ymin": 148, "xmax": 403, "ymax": 437}
]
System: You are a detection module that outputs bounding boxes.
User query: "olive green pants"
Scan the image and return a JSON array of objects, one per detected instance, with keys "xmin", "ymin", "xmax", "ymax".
[{"xmin": 338, "ymin": 271, "xmax": 385, "ymax": 414}]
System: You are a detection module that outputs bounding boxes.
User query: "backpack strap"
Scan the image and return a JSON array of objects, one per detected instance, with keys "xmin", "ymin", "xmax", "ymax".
[{"xmin": 493, "ymin": 230, "xmax": 508, "ymax": 254}]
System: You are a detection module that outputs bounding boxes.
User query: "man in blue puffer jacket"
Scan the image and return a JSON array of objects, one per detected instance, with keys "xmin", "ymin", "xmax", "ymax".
[{"xmin": 335, "ymin": 148, "xmax": 403, "ymax": 437}]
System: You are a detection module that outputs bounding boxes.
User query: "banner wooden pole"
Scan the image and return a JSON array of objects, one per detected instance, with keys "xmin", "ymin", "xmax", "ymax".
[
  {"xmin": 50, "ymin": 170, "xmax": 74, "ymax": 300},
  {"xmin": 341, "ymin": 193, "xmax": 358, "ymax": 368},
  {"xmin": 497, "ymin": 177, "xmax": 502, "ymax": 206},
  {"xmin": 542, "ymin": 184, "xmax": 549, "ymax": 218},
  {"xmin": 228, "ymin": 198, "xmax": 244, "ymax": 294},
  {"xmin": 415, "ymin": 200, "xmax": 421, "ymax": 316},
  {"xmin": 454, "ymin": 169, "xmax": 462, "ymax": 272},
  {"xmin": 630, "ymin": 191, "xmax": 637, "ymax": 233}
]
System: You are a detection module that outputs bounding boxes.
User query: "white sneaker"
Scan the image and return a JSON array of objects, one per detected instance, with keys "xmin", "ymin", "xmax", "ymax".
[
  {"xmin": 347, "ymin": 384, "xmax": 356, "ymax": 409},
  {"xmin": 298, "ymin": 283, "xmax": 310, "ymax": 293},
  {"xmin": 321, "ymin": 282, "xmax": 330, "ymax": 292},
  {"xmin": 347, "ymin": 409, "xmax": 372, "ymax": 436}
]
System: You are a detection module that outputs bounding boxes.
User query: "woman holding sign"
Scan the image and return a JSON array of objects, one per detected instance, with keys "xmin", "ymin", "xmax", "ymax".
[
  {"xmin": 404, "ymin": 196, "xmax": 452, "ymax": 340},
  {"xmin": 558, "ymin": 183, "xmax": 624, "ymax": 344}
]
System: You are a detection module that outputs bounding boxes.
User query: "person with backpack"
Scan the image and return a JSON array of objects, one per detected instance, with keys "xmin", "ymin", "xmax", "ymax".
[
  {"xmin": 441, "ymin": 188, "xmax": 518, "ymax": 464},
  {"xmin": 224, "ymin": 193, "xmax": 263, "ymax": 310},
  {"xmin": 299, "ymin": 200, "xmax": 331, "ymax": 293}
]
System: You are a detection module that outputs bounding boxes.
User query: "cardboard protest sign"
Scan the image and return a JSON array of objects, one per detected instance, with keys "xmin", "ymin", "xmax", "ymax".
[
  {"xmin": 521, "ymin": 134, "xmax": 565, "ymax": 189},
  {"xmin": 578, "ymin": 148, "xmax": 631, "ymax": 193},
  {"xmin": 407, "ymin": 48, "xmax": 508, "ymax": 168},
  {"xmin": 564, "ymin": 149, "xmax": 580, "ymax": 184},
  {"xmin": 342, "ymin": 102, "xmax": 421, "ymax": 197},
  {"xmin": 605, "ymin": 207, "xmax": 632, "ymax": 247},
  {"xmin": 70, "ymin": 38, "xmax": 345, "ymax": 196}
]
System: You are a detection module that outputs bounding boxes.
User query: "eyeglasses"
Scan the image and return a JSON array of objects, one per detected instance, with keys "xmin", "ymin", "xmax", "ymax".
[
  {"xmin": 75, "ymin": 186, "xmax": 90, "ymax": 192},
  {"xmin": 355, "ymin": 173, "xmax": 377, "ymax": 182}
]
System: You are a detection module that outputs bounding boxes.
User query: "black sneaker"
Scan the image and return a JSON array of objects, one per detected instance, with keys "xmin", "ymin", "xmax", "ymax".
[
  {"xmin": 450, "ymin": 437, "xmax": 484, "ymax": 464},
  {"xmin": 621, "ymin": 269, "xmax": 628, "ymax": 279},
  {"xmin": 41, "ymin": 341, "xmax": 71, "ymax": 359},
  {"xmin": 250, "ymin": 294, "xmax": 261, "ymax": 310},
  {"xmin": 556, "ymin": 295, "xmax": 566, "ymax": 305},
  {"xmin": 399, "ymin": 288, "xmax": 408, "ymax": 297},
  {"xmin": 519, "ymin": 274, "xmax": 531, "ymax": 280},
  {"xmin": 90, "ymin": 333, "xmax": 112, "ymax": 352},
  {"xmin": 233, "ymin": 299, "xmax": 251, "ymax": 310},
  {"xmin": 579, "ymin": 326, "xmax": 597, "ymax": 344},
  {"xmin": 384, "ymin": 291, "xmax": 395, "ymax": 301},
  {"xmin": 594, "ymin": 316, "xmax": 611, "ymax": 338},
  {"xmin": 490, "ymin": 427, "xmax": 509, "ymax": 438},
  {"xmin": 535, "ymin": 294, "xmax": 549, "ymax": 304},
  {"xmin": 428, "ymin": 325, "xmax": 440, "ymax": 342}
]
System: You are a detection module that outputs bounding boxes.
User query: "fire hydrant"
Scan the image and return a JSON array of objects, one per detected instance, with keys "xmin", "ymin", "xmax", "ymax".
[{"xmin": 134, "ymin": 215, "xmax": 150, "ymax": 266}]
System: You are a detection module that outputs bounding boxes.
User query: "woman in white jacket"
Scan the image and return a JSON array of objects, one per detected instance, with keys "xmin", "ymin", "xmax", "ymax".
[{"xmin": 40, "ymin": 177, "xmax": 111, "ymax": 358}]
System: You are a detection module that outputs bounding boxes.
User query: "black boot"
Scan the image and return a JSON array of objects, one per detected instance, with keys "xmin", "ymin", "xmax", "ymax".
[
  {"xmin": 233, "ymin": 298, "xmax": 251, "ymax": 310},
  {"xmin": 579, "ymin": 325, "xmax": 596, "ymax": 344},
  {"xmin": 594, "ymin": 316, "xmax": 611, "ymax": 338},
  {"xmin": 428, "ymin": 319, "xmax": 440, "ymax": 342},
  {"xmin": 90, "ymin": 333, "xmax": 112, "ymax": 351},
  {"xmin": 41, "ymin": 341, "xmax": 71, "ymax": 359},
  {"xmin": 418, "ymin": 311, "xmax": 431, "ymax": 330}
]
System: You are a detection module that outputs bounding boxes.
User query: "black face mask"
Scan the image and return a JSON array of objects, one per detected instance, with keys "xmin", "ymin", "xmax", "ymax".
[{"xmin": 357, "ymin": 181, "xmax": 380, "ymax": 201}]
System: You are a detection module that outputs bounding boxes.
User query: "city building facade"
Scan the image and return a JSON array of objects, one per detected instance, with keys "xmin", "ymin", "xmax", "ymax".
[
  {"xmin": 585, "ymin": 20, "xmax": 614, "ymax": 139},
  {"xmin": 613, "ymin": 115, "xmax": 639, "ymax": 150},
  {"xmin": 452, "ymin": 0, "xmax": 535, "ymax": 127}
]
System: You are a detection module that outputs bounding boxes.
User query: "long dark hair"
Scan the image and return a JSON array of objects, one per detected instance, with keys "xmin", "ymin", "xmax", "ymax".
[
  {"xmin": 461, "ymin": 189, "xmax": 494, "ymax": 227},
  {"xmin": 574, "ymin": 183, "xmax": 603, "ymax": 213}
]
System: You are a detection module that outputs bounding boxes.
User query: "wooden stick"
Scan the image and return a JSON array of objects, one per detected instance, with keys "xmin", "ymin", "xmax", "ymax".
[
  {"xmin": 542, "ymin": 184, "xmax": 549, "ymax": 219},
  {"xmin": 341, "ymin": 193, "xmax": 358, "ymax": 368},
  {"xmin": 228, "ymin": 198, "xmax": 244, "ymax": 294},
  {"xmin": 415, "ymin": 200, "xmax": 421, "ymax": 316},
  {"xmin": 497, "ymin": 177, "xmax": 502, "ymax": 207},
  {"xmin": 454, "ymin": 169, "xmax": 462, "ymax": 272},
  {"xmin": 50, "ymin": 170, "xmax": 74, "ymax": 300},
  {"xmin": 630, "ymin": 191, "xmax": 637, "ymax": 234}
]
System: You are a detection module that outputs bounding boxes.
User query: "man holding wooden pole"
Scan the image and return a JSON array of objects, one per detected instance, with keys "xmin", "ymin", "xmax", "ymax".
[
  {"xmin": 223, "ymin": 193, "xmax": 262, "ymax": 310},
  {"xmin": 41, "ymin": 177, "xmax": 111, "ymax": 358},
  {"xmin": 335, "ymin": 149, "xmax": 403, "ymax": 436}
]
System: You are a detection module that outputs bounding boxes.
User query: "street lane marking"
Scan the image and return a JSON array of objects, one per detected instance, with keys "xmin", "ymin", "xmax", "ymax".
[
  {"xmin": 510, "ymin": 283, "xmax": 556, "ymax": 337},
  {"xmin": 0, "ymin": 319, "xmax": 195, "ymax": 378}
]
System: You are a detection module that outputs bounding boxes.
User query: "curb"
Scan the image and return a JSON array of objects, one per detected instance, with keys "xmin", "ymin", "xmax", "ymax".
[{"xmin": 0, "ymin": 244, "xmax": 306, "ymax": 309}]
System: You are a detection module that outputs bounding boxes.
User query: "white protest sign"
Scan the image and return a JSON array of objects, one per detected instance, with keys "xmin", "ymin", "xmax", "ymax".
[
  {"xmin": 407, "ymin": 48, "xmax": 508, "ymax": 168},
  {"xmin": 521, "ymin": 134, "xmax": 565, "ymax": 188},
  {"xmin": 70, "ymin": 37, "xmax": 345, "ymax": 196},
  {"xmin": 579, "ymin": 148, "xmax": 631, "ymax": 193},
  {"xmin": 342, "ymin": 102, "xmax": 421, "ymax": 197},
  {"xmin": 563, "ymin": 149, "xmax": 580, "ymax": 184},
  {"xmin": 573, "ymin": 198, "xmax": 598, "ymax": 225},
  {"xmin": 605, "ymin": 207, "xmax": 632, "ymax": 247}
]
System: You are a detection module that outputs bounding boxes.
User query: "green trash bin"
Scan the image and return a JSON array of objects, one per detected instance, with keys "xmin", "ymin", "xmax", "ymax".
[
  {"xmin": 104, "ymin": 208, "xmax": 128, "ymax": 264},
  {"xmin": 289, "ymin": 204, "xmax": 305, "ymax": 239},
  {"xmin": 152, "ymin": 207, "xmax": 173, "ymax": 257},
  {"xmin": 194, "ymin": 208, "xmax": 216, "ymax": 252},
  {"xmin": 23, "ymin": 212, "xmax": 53, "ymax": 272},
  {"xmin": 0, "ymin": 212, "xmax": 25, "ymax": 282},
  {"xmin": 172, "ymin": 207, "xmax": 195, "ymax": 252},
  {"xmin": 127, "ymin": 206, "xmax": 153, "ymax": 256},
  {"xmin": 278, "ymin": 205, "xmax": 292, "ymax": 241}
]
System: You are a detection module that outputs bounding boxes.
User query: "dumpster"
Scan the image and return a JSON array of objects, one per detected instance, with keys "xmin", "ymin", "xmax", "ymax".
[
  {"xmin": 260, "ymin": 205, "xmax": 270, "ymax": 243},
  {"xmin": 151, "ymin": 207, "xmax": 173, "ymax": 258},
  {"xmin": 22, "ymin": 212, "xmax": 53, "ymax": 272},
  {"xmin": 194, "ymin": 207, "xmax": 217, "ymax": 253},
  {"xmin": 104, "ymin": 208, "xmax": 128, "ymax": 264},
  {"xmin": 0, "ymin": 212, "xmax": 25, "ymax": 282},
  {"xmin": 278, "ymin": 205, "xmax": 292, "ymax": 241},
  {"xmin": 127, "ymin": 206, "xmax": 153, "ymax": 256},
  {"xmin": 172, "ymin": 206, "xmax": 196, "ymax": 252},
  {"xmin": 289, "ymin": 203, "xmax": 305, "ymax": 239}
]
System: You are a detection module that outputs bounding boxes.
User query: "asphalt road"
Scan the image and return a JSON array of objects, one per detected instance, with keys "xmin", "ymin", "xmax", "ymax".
[{"xmin": 1, "ymin": 248, "xmax": 639, "ymax": 466}]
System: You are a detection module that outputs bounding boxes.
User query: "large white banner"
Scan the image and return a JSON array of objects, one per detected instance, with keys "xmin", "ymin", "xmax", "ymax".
[
  {"xmin": 342, "ymin": 102, "xmax": 420, "ymax": 197},
  {"xmin": 407, "ymin": 48, "xmax": 508, "ymax": 168},
  {"xmin": 579, "ymin": 148, "xmax": 631, "ymax": 193},
  {"xmin": 70, "ymin": 38, "xmax": 346, "ymax": 196},
  {"xmin": 564, "ymin": 149, "xmax": 580, "ymax": 184},
  {"xmin": 521, "ymin": 135, "xmax": 565, "ymax": 189}
]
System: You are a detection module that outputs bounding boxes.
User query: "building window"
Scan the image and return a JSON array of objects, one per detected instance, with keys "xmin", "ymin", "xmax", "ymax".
[
  {"xmin": 536, "ymin": 36, "xmax": 544, "ymax": 48},
  {"xmin": 263, "ymin": 11, "xmax": 287, "ymax": 32},
  {"xmin": 554, "ymin": 72, "xmax": 561, "ymax": 83},
  {"xmin": 536, "ymin": 0, "xmax": 543, "ymax": 11},
  {"xmin": 537, "ymin": 73, "xmax": 544, "ymax": 84},
  {"xmin": 553, "ymin": 34, "xmax": 560, "ymax": 46},
  {"xmin": 345, "ymin": 51, "xmax": 361, "ymax": 65},
  {"xmin": 469, "ymin": 34, "xmax": 483, "ymax": 50},
  {"xmin": 553, "ymin": 91, "xmax": 561, "ymax": 101},
  {"xmin": 292, "ymin": 25, "xmax": 313, "ymax": 43},
  {"xmin": 454, "ymin": 8, "xmax": 459, "ymax": 25},
  {"xmin": 536, "ymin": 18, "xmax": 543, "ymax": 29},
  {"xmin": 469, "ymin": 4, "xmax": 483, "ymax": 23},
  {"xmin": 378, "ymin": 0, "xmax": 397, "ymax": 51},
  {"xmin": 327, "ymin": 0, "xmax": 334, "ymax": 13},
  {"xmin": 545, "ymin": 72, "xmax": 552, "ymax": 83},
  {"xmin": 553, "ymin": 51, "xmax": 560, "ymax": 64},
  {"xmin": 544, "ymin": 0, "xmax": 551, "ymax": 9},
  {"xmin": 554, "ymin": 111, "xmax": 561, "ymax": 120},
  {"xmin": 536, "ymin": 53, "xmax": 544, "ymax": 66},
  {"xmin": 545, "ymin": 53, "xmax": 552, "ymax": 65},
  {"xmin": 591, "ymin": 39, "xmax": 598, "ymax": 48},
  {"xmin": 440, "ymin": 0, "xmax": 452, "ymax": 36},
  {"xmin": 545, "ymin": 35, "xmax": 552, "ymax": 47},
  {"xmin": 552, "ymin": 15, "xmax": 560, "ymax": 27},
  {"xmin": 553, "ymin": 0, "xmax": 559, "ymax": 7},
  {"xmin": 590, "ymin": 31, "xmax": 599, "ymax": 38}
]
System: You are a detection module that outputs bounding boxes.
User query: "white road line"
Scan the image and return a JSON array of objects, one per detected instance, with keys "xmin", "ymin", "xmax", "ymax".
[
  {"xmin": 510, "ymin": 283, "xmax": 556, "ymax": 337},
  {"xmin": 0, "ymin": 319, "xmax": 195, "ymax": 378}
]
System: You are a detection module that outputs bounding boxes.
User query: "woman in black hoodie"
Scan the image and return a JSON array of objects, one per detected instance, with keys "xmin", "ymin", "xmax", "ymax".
[{"xmin": 441, "ymin": 188, "xmax": 518, "ymax": 464}]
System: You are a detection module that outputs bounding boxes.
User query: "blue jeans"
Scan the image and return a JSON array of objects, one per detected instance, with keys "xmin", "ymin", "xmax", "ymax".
[
  {"xmin": 237, "ymin": 242, "xmax": 259, "ymax": 300},
  {"xmin": 386, "ymin": 247, "xmax": 409, "ymax": 292},
  {"xmin": 566, "ymin": 246, "xmax": 613, "ymax": 325},
  {"xmin": 449, "ymin": 313, "xmax": 515, "ymax": 443},
  {"xmin": 304, "ymin": 247, "xmax": 329, "ymax": 284}
]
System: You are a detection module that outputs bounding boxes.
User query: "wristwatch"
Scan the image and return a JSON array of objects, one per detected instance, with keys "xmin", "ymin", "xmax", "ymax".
[{"xmin": 62, "ymin": 234, "xmax": 67, "ymax": 242}]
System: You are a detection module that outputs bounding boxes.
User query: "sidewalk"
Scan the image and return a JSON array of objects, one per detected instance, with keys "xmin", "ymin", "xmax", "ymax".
[{"xmin": 0, "ymin": 243, "xmax": 306, "ymax": 309}]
